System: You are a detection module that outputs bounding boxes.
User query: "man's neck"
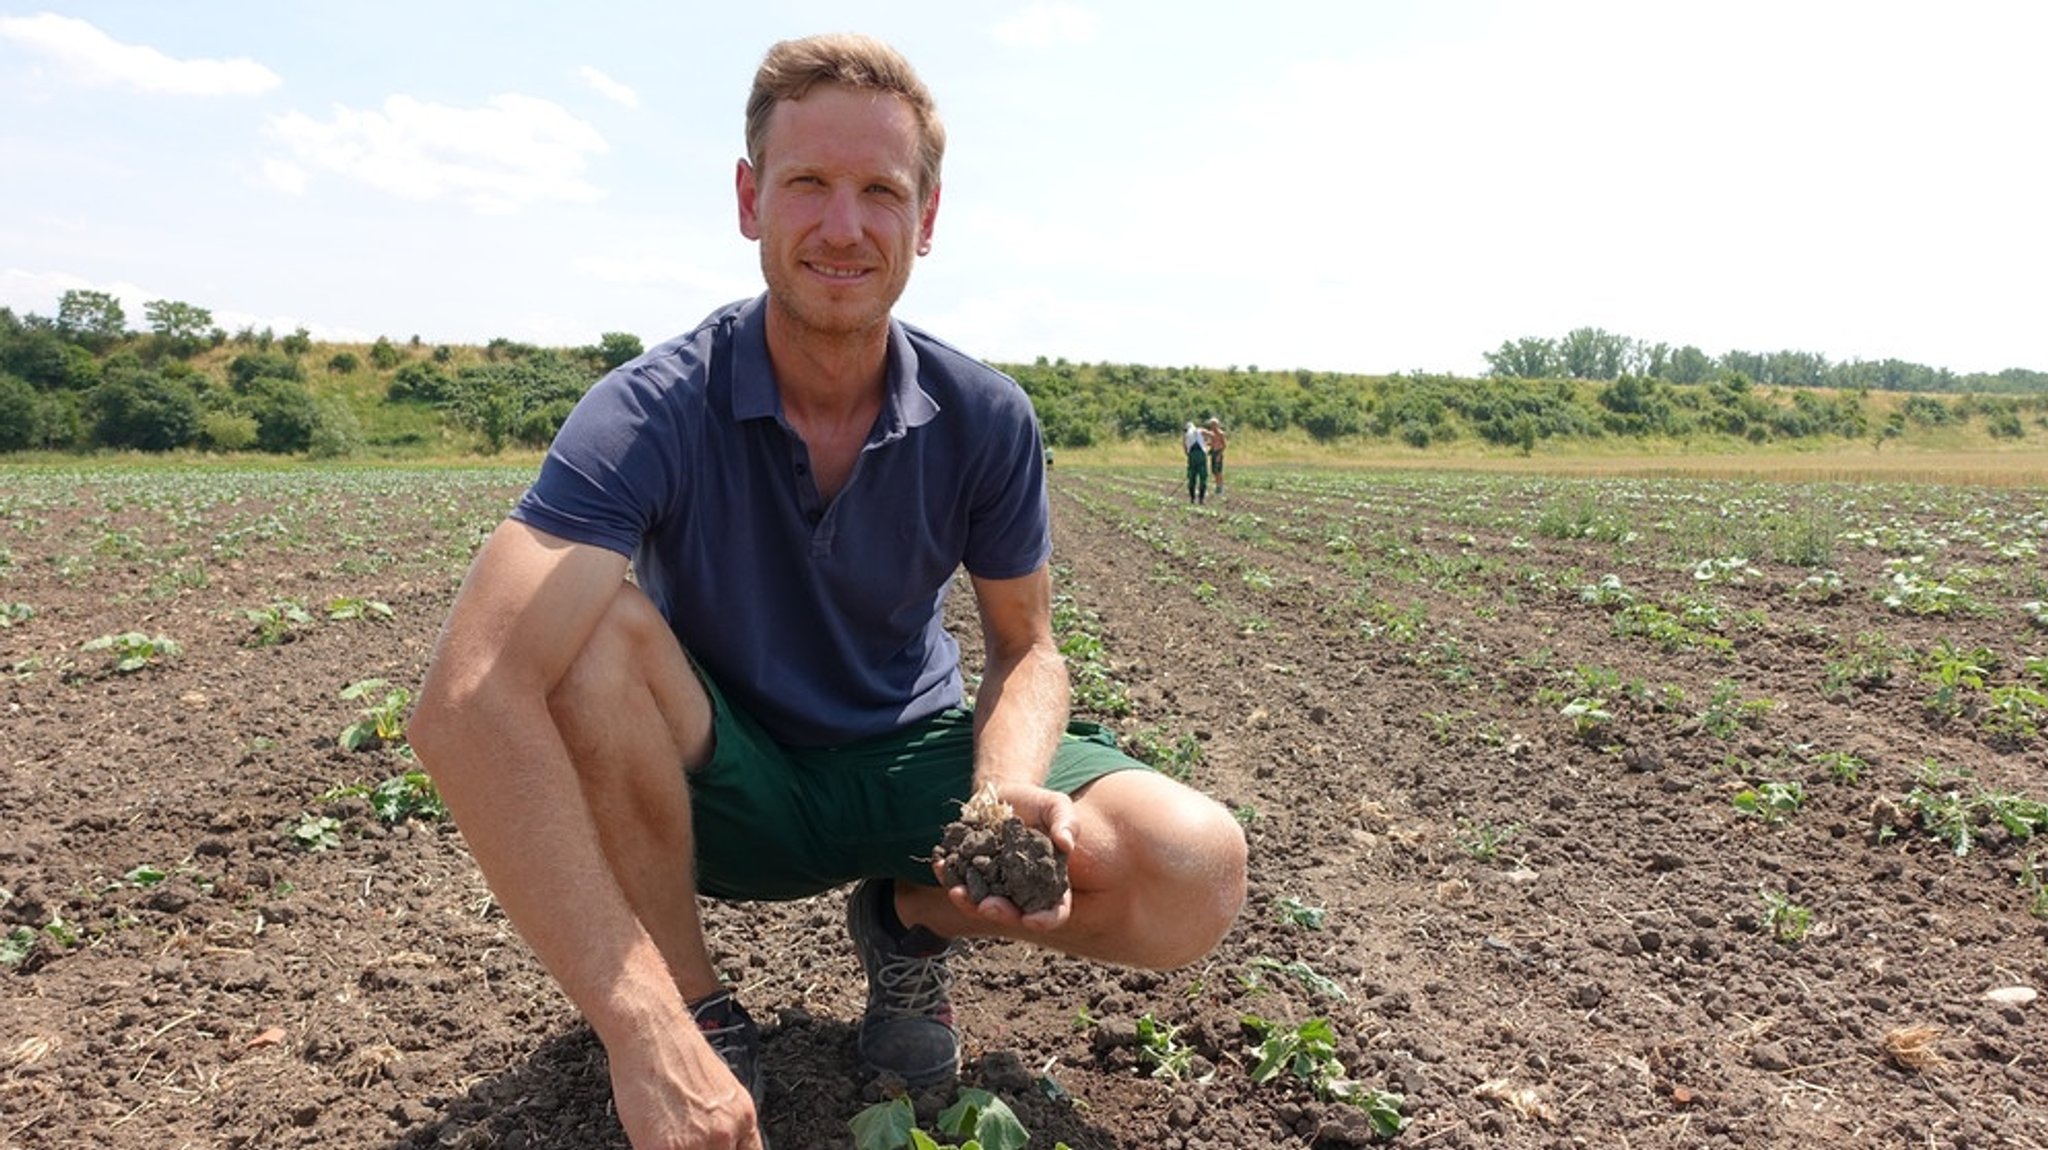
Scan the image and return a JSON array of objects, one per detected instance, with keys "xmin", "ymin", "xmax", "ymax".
[{"xmin": 763, "ymin": 304, "xmax": 890, "ymax": 422}]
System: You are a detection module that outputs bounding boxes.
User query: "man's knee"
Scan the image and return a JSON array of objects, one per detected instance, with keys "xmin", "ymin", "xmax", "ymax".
[
  {"xmin": 1091, "ymin": 777, "xmax": 1247, "ymax": 967},
  {"xmin": 549, "ymin": 583, "xmax": 712, "ymax": 767}
]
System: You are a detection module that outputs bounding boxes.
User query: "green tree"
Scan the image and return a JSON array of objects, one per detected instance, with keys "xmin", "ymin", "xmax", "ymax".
[
  {"xmin": 1557, "ymin": 327, "xmax": 1628, "ymax": 380},
  {"xmin": 228, "ymin": 350, "xmax": 305, "ymax": 391},
  {"xmin": 0, "ymin": 372, "xmax": 35, "ymax": 451},
  {"xmin": 1667, "ymin": 345, "xmax": 1712, "ymax": 384},
  {"xmin": 247, "ymin": 377, "xmax": 321, "ymax": 453},
  {"xmin": 90, "ymin": 370, "xmax": 201, "ymax": 451},
  {"xmin": 593, "ymin": 332, "xmax": 645, "ymax": 370},
  {"xmin": 308, "ymin": 395, "xmax": 365, "ymax": 458},
  {"xmin": 387, "ymin": 361, "xmax": 452, "ymax": 403},
  {"xmin": 1484, "ymin": 336, "xmax": 1558, "ymax": 378},
  {"xmin": 143, "ymin": 299, "xmax": 214, "ymax": 358},
  {"xmin": 369, "ymin": 336, "xmax": 404, "ymax": 369},
  {"xmin": 56, "ymin": 289, "xmax": 127, "ymax": 351}
]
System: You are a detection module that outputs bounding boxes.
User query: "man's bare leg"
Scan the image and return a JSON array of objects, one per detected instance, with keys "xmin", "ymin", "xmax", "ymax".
[{"xmin": 549, "ymin": 582, "xmax": 724, "ymax": 1002}]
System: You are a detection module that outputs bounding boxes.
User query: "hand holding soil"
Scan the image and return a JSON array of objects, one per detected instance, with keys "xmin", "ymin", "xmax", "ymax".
[{"xmin": 934, "ymin": 784, "xmax": 1070, "ymax": 915}]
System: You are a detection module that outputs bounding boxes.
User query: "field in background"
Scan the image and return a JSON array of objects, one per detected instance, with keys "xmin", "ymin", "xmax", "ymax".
[{"xmin": 2, "ymin": 460, "xmax": 2044, "ymax": 1148}]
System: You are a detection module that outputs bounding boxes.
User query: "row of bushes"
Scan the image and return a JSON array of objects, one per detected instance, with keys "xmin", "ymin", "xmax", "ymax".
[
  {"xmin": 0, "ymin": 306, "xmax": 643, "ymax": 455},
  {"xmin": 6, "ymin": 300, "xmax": 2046, "ymax": 457},
  {"xmin": 1005, "ymin": 359, "xmax": 2048, "ymax": 451}
]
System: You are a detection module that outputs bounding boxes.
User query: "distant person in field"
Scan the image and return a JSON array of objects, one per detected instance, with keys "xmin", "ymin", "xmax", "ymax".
[
  {"xmin": 410, "ymin": 33, "xmax": 1247, "ymax": 1150},
  {"xmin": 1202, "ymin": 417, "xmax": 1227, "ymax": 493},
  {"xmin": 1183, "ymin": 420, "xmax": 1210, "ymax": 503}
]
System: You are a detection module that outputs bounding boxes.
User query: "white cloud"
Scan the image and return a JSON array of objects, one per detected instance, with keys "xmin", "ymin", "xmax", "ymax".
[
  {"xmin": 261, "ymin": 158, "xmax": 308, "ymax": 195},
  {"xmin": 0, "ymin": 12, "xmax": 280, "ymax": 96},
  {"xmin": 993, "ymin": 2, "xmax": 1098, "ymax": 47},
  {"xmin": 265, "ymin": 93, "xmax": 608, "ymax": 214},
  {"xmin": 575, "ymin": 253, "xmax": 745, "ymax": 294},
  {"xmin": 577, "ymin": 65, "xmax": 638, "ymax": 109}
]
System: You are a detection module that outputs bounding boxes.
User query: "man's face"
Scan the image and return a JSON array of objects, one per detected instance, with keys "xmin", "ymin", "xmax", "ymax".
[{"xmin": 737, "ymin": 83, "xmax": 938, "ymax": 343}]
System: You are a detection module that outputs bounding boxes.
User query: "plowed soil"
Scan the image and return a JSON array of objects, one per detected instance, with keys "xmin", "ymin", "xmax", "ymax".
[{"xmin": 3, "ymin": 463, "xmax": 2045, "ymax": 1149}]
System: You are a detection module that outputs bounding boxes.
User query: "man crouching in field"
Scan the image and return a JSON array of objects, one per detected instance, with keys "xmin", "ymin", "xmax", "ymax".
[{"xmin": 409, "ymin": 32, "xmax": 1246, "ymax": 1150}]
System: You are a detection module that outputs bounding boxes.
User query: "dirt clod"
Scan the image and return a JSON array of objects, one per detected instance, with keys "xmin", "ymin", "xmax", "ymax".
[{"xmin": 934, "ymin": 785, "xmax": 1069, "ymax": 914}]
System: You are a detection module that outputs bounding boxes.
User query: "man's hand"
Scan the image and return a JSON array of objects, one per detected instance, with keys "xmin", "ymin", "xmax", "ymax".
[
  {"xmin": 936, "ymin": 779, "xmax": 1076, "ymax": 931},
  {"xmin": 607, "ymin": 1026, "xmax": 764, "ymax": 1150}
]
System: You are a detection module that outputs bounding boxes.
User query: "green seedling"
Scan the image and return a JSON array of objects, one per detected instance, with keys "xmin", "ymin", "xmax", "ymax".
[
  {"xmin": 1732, "ymin": 780, "xmax": 1805, "ymax": 824},
  {"xmin": 1812, "ymin": 750, "xmax": 1869, "ymax": 783},
  {"xmin": 292, "ymin": 815, "xmax": 343, "ymax": 851},
  {"xmin": 1455, "ymin": 819, "xmax": 1520, "ymax": 862},
  {"xmin": 326, "ymin": 595, "xmax": 394, "ymax": 622},
  {"xmin": 1982, "ymin": 792, "xmax": 2048, "ymax": 842},
  {"xmin": 1247, "ymin": 956, "xmax": 1348, "ymax": 1001},
  {"xmin": 1243, "ymin": 1015, "xmax": 1407, "ymax": 1136},
  {"xmin": 850, "ymin": 1087, "xmax": 1063, "ymax": 1150},
  {"xmin": 0, "ymin": 602, "xmax": 32, "ymax": 628},
  {"xmin": 1900, "ymin": 764, "xmax": 2046, "ymax": 857},
  {"xmin": 1125, "ymin": 726, "xmax": 1202, "ymax": 781},
  {"xmin": 338, "ymin": 679, "xmax": 412, "ymax": 751},
  {"xmin": 2021, "ymin": 851, "xmax": 2048, "ymax": 919},
  {"xmin": 1560, "ymin": 697, "xmax": 1613, "ymax": 740},
  {"xmin": 1920, "ymin": 641, "xmax": 1993, "ymax": 721},
  {"xmin": 1903, "ymin": 768, "xmax": 1977, "ymax": 856},
  {"xmin": 1135, "ymin": 1013, "xmax": 1208, "ymax": 1082},
  {"xmin": 1577, "ymin": 573, "xmax": 1634, "ymax": 607},
  {"xmin": 1052, "ymin": 593, "xmax": 1131, "ymax": 717},
  {"xmin": 322, "ymin": 770, "xmax": 447, "ymax": 823},
  {"xmin": 1758, "ymin": 889, "xmax": 1813, "ymax": 943},
  {"xmin": 0, "ymin": 926, "xmax": 36, "ymax": 967},
  {"xmin": 1697, "ymin": 680, "xmax": 1774, "ymax": 739},
  {"xmin": 1820, "ymin": 632, "xmax": 1900, "ymax": 698},
  {"xmin": 243, "ymin": 600, "xmax": 312, "ymax": 647},
  {"xmin": 1275, "ymin": 896, "xmax": 1326, "ymax": 930},
  {"xmin": 122, "ymin": 865, "xmax": 168, "ymax": 888},
  {"xmin": 1982, "ymin": 684, "xmax": 2048, "ymax": 742},
  {"xmin": 81, "ymin": 631, "xmax": 180, "ymax": 673}
]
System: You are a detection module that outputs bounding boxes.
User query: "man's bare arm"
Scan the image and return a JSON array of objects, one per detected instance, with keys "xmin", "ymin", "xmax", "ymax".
[
  {"xmin": 967, "ymin": 563, "xmax": 1070, "ymax": 793},
  {"xmin": 410, "ymin": 521, "xmax": 760, "ymax": 1148}
]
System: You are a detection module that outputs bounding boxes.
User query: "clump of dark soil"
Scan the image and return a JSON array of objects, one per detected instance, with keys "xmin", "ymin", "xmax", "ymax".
[{"xmin": 935, "ymin": 784, "xmax": 1069, "ymax": 914}]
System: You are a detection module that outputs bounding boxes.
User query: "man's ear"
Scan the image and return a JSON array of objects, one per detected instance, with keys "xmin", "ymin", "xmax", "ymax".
[
  {"xmin": 917, "ymin": 183, "xmax": 941, "ymax": 256},
  {"xmin": 736, "ymin": 158, "xmax": 762, "ymax": 240}
]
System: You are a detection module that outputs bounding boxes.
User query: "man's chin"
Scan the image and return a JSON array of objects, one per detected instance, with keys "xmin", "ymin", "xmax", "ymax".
[{"xmin": 772, "ymin": 292, "xmax": 894, "ymax": 341}]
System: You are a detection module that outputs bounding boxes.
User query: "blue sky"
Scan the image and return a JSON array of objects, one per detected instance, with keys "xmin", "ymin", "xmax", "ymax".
[{"xmin": 3, "ymin": 1, "xmax": 2044, "ymax": 377}]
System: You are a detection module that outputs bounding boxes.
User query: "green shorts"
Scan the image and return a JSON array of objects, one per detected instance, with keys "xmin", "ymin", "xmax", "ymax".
[{"xmin": 686, "ymin": 671, "xmax": 1149, "ymax": 901}]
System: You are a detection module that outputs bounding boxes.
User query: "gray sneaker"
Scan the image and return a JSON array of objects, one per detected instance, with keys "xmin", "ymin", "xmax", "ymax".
[
  {"xmin": 690, "ymin": 990, "xmax": 764, "ymax": 1108},
  {"xmin": 846, "ymin": 878, "xmax": 961, "ymax": 1085}
]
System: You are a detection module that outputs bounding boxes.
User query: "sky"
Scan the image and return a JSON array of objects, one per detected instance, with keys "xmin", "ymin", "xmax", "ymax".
[{"xmin": 3, "ymin": 1, "xmax": 2045, "ymax": 378}]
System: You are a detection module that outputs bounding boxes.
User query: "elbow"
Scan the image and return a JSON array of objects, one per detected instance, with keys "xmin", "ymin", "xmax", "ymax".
[{"xmin": 405, "ymin": 679, "xmax": 464, "ymax": 779}]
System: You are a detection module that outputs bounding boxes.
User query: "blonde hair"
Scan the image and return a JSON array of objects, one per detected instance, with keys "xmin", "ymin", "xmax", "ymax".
[{"xmin": 744, "ymin": 33, "xmax": 946, "ymax": 201}]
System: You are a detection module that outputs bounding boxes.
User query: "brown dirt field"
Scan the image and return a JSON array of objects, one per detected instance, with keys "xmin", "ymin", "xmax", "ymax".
[{"xmin": 3, "ymin": 464, "xmax": 2045, "ymax": 1149}]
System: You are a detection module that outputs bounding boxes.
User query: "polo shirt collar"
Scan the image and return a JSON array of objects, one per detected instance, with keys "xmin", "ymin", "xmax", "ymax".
[{"xmin": 728, "ymin": 293, "xmax": 940, "ymax": 441}]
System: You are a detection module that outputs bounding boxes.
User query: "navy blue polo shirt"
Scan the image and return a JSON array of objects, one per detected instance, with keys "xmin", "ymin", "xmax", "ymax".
[{"xmin": 510, "ymin": 295, "xmax": 1051, "ymax": 747}]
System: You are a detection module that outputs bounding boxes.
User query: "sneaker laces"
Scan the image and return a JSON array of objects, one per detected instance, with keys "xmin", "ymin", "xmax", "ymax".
[
  {"xmin": 871, "ymin": 937, "xmax": 957, "ymax": 1021},
  {"xmin": 691, "ymin": 990, "xmax": 753, "ymax": 1045}
]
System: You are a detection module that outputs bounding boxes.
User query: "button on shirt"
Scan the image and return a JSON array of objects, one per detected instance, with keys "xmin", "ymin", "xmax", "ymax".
[{"xmin": 510, "ymin": 295, "xmax": 1052, "ymax": 746}]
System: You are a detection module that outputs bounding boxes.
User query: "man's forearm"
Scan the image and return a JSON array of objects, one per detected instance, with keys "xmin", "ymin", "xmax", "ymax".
[{"xmin": 969, "ymin": 640, "xmax": 1070, "ymax": 787}]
